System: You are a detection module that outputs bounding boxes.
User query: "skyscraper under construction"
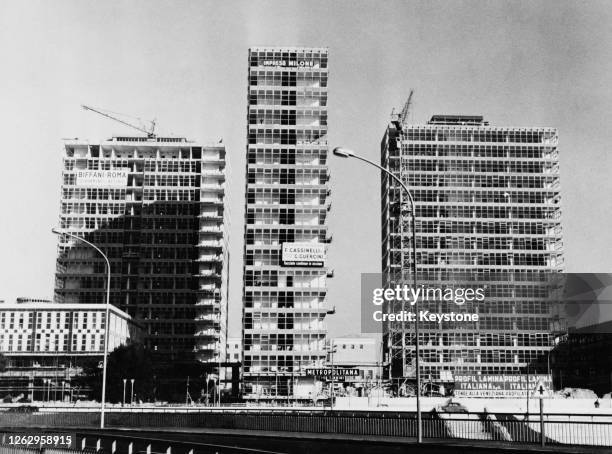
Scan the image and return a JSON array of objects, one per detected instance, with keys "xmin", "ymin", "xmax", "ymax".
[
  {"xmin": 55, "ymin": 135, "xmax": 229, "ymax": 399},
  {"xmin": 242, "ymin": 47, "xmax": 332, "ymax": 399},
  {"xmin": 381, "ymin": 110, "xmax": 563, "ymax": 390}
]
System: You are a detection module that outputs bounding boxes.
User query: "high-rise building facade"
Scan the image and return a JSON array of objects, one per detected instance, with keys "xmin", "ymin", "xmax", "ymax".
[
  {"xmin": 381, "ymin": 114, "xmax": 563, "ymax": 386},
  {"xmin": 55, "ymin": 136, "xmax": 229, "ymax": 396},
  {"xmin": 242, "ymin": 47, "xmax": 332, "ymax": 398}
]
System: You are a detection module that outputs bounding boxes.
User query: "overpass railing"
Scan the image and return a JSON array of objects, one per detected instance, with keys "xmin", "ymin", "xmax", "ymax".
[{"xmin": 0, "ymin": 410, "xmax": 610, "ymax": 448}]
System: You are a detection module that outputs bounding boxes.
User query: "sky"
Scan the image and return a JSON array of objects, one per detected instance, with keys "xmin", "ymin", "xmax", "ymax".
[{"xmin": 0, "ymin": 0, "xmax": 611, "ymax": 337}]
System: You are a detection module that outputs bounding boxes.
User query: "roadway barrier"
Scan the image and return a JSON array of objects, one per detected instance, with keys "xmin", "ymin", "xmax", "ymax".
[{"xmin": 0, "ymin": 410, "xmax": 610, "ymax": 447}]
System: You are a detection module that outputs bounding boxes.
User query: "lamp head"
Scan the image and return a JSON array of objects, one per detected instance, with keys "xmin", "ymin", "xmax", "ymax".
[
  {"xmin": 332, "ymin": 147, "xmax": 354, "ymax": 158},
  {"xmin": 51, "ymin": 228, "xmax": 61, "ymax": 235}
]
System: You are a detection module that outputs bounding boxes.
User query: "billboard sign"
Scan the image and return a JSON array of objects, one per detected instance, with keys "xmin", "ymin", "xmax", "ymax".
[
  {"xmin": 305, "ymin": 368, "xmax": 360, "ymax": 378},
  {"xmin": 76, "ymin": 169, "xmax": 129, "ymax": 188},
  {"xmin": 281, "ymin": 242, "xmax": 325, "ymax": 267},
  {"xmin": 262, "ymin": 60, "xmax": 314, "ymax": 67},
  {"xmin": 454, "ymin": 374, "xmax": 552, "ymax": 398}
]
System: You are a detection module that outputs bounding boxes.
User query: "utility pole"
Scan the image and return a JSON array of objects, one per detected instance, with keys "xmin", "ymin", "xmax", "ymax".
[
  {"xmin": 537, "ymin": 383, "xmax": 546, "ymax": 447},
  {"xmin": 328, "ymin": 339, "xmax": 337, "ymax": 411},
  {"xmin": 526, "ymin": 366, "xmax": 530, "ymax": 418},
  {"xmin": 293, "ymin": 360, "xmax": 298, "ymax": 406},
  {"xmin": 185, "ymin": 376, "xmax": 191, "ymax": 405}
]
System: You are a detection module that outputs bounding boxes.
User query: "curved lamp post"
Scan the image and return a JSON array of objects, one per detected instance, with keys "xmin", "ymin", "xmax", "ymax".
[
  {"xmin": 332, "ymin": 147, "xmax": 422, "ymax": 443},
  {"xmin": 52, "ymin": 228, "xmax": 111, "ymax": 429}
]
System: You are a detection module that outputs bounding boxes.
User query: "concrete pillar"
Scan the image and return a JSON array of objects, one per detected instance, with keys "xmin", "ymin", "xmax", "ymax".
[
  {"xmin": 128, "ymin": 442, "xmax": 133, "ymax": 454},
  {"xmin": 111, "ymin": 441, "xmax": 117, "ymax": 454}
]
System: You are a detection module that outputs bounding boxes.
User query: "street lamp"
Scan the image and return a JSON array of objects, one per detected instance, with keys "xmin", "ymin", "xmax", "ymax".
[
  {"xmin": 332, "ymin": 147, "xmax": 423, "ymax": 443},
  {"xmin": 52, "ymin": 227, "xmax": 111, "ymax": 429},
  {"xmin": 122, "ymin": 378, "xmax": 127, "ymax": 407},
  {"xmin": 130, "ymin": 379, "xmax": 135, "ymax": 405}
]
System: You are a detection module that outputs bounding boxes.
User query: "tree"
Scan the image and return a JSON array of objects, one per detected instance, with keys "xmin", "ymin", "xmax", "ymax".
[{"xmin": 75, "ymin": 343, "xmax": 155, "ymax": 403}]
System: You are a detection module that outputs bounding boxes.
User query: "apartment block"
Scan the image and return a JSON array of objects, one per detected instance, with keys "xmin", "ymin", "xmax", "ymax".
[
  {"xmin": 381, "ymin": 114, "xmax": 563, "ymax": 387},
  {"xmin": 54, "ymin": 136, "xmax": 230, "ymax": 397},
  {"xmin": 242, "ymin": 47, "xmax": 332, "ymax": 399},
  {"xmin": 0, "ymin": 301, "xmax": 141, "ymax": 354},
  {"xmin": 0, "ymin": 300, "xmax": 141, "ymax": 401}
]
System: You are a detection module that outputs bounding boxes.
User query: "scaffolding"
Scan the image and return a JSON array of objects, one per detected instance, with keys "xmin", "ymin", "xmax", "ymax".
[{"xmin": 381, "ymin": 111, "xmax": 563, "ymax": 389}]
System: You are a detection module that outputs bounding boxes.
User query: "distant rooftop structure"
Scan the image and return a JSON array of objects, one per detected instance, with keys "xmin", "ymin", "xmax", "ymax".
[
  {"xmin": 16, "ymin": 297, "xmax": 52, "ymax": 304},
  {"xmin": 332, "ymin": 333, "xmax": 378, "ymax": 342},
  {"xmin": 110, "ymin": 136, "xmax": 189, "ymax": 143},
  {"xmin": 428, "ymin": 115, "xmax": 489, "ymax": 126}
]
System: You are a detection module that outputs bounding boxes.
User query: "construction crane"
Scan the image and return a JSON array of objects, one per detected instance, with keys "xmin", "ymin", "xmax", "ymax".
[
  {"xmin": 391, "ymin": 89, "xmax": 414, "ymax": 133},
  {"xmin": 398, "ymin": 89, "xmax": 414, "ymax": 126},
  {"xmin": 82, "ymin": 105, "xmax": 157, "ymax": 138}
]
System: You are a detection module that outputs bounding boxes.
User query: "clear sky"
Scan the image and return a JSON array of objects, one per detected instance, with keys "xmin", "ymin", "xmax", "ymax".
[{"xmin": 1, "ymin": 0, "xmax": 611, "ymax": 337}]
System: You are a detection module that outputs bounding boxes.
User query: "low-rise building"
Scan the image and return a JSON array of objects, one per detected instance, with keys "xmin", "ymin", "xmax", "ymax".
[
  {"xmin": 0, "ymin": 300, "xmax": 142, "ymax": 402},
  {"xmin": 226, "ymin": 337, "xmax": 242, "ymax": 363},
  {"xmin": 327, "ymin": 335, "xmax": 383, "ymax": 395}
]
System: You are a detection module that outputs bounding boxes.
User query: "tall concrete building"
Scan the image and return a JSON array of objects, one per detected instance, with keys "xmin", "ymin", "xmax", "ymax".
[
  {"xmin": 55, "ymin": 136, "xmax": 229, "ymax": 398},
  {"xmin": 242, "ymin": 47, "xmax": 332, "ymax": 399},
  {"xmin": 381, "ymin": 113, "xmax": 563, "ymax": 389}
]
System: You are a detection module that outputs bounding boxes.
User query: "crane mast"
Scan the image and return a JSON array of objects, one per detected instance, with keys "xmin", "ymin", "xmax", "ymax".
[
  {"xmin": 391, "ymin": 89, "xmax": 414, "ymax": 133},
  {"xmin": 398, "ymin": 89, "xmax": 414, "ymax": 125}
]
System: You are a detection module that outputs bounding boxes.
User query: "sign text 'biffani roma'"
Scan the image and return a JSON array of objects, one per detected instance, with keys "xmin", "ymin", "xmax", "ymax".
[{"xmin": 75, "ymin": 169, "xmax": 129, "ymax": 188}]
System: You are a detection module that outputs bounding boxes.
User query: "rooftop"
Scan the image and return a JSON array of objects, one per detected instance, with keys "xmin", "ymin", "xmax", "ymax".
[
  {"xmin": 0, "ymin": 301, "xmax": 135, "ymax": 320},
  {"xmin": 63, "ymin": 137, "xmax": 226, "ymax": 149},
  {"xmin": 428, "ymin": 115, "xmax": 489, "ymax": 126},
  {"xmin": 332, "ymin": 334, "xmax": 379, "ymax": 343},
  {"xmin": 250, "ymin": 46, "xmax": 328, "ymax": 52}
]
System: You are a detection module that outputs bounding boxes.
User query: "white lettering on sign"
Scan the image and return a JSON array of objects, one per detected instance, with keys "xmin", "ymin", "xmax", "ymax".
[
  {"xmin": 453, "ymin": 374, "xmax": 552, "ymax": 398},
  {"xmin": 305, "ymin": 368, "xmax": 360, "ymax": 377},
  {"xmin": 282, "ymin": 242, "xmax": 326, "ymax": 267},
  {"xmin": 262, "ymin": 60, "xmax": 314, "ymax": 67}
]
